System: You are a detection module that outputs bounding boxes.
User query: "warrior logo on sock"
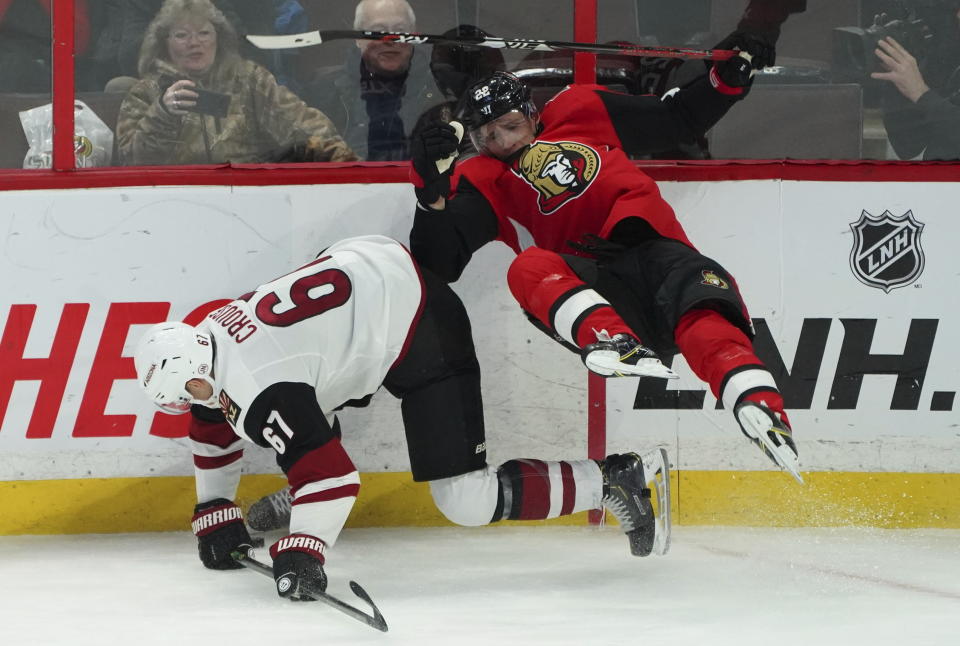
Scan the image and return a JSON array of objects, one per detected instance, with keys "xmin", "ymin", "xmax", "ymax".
[
  {"xmin": 849, "ymin": 210, "xmax": 925, "ymax": 293},
  {"xmin": 701, "ymin": 270, "xmax": 729, "ymax": 289},
  {"xmin": 512, "ymin": 141, "xmax": 600, "ymax": 214}
]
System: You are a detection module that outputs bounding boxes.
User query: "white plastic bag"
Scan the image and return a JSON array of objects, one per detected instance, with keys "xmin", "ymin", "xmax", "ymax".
[{"xmin": 20, "ymin": 100, "xmax": 115, "ymax": 168}]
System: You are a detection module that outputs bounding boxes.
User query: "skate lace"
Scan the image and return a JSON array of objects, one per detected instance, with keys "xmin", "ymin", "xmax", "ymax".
[
  {"xmin": 268, "ymin": 487, "xmax": 293, "ymax": 516},
  {"xmin": 601, "ymin": 493, "xmax": 636, "ymax": 532}
]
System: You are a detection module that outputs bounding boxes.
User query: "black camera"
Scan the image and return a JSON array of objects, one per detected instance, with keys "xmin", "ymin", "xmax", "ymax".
[
  {"xmin": 832, "ymin": 0, "xmax": 960, "ymax": 81},
  {"xmin": 833, "ymin": 17, "xmax": 930, "ymax": 79}
]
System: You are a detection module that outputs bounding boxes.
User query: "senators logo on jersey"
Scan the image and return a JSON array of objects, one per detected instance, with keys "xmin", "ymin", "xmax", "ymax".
[
  {"xmin": 512, "ymin": 141, "xmax": 600, "ymax": 214},
  {"xmin": 701, "ymin": 270, "xmax": 729, "ymax": 289}
]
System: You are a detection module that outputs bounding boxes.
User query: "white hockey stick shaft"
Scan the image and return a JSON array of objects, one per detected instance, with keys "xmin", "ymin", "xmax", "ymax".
[{"xmin": 246, "ymin": 29, "xmax": 738, "ymax": 61}]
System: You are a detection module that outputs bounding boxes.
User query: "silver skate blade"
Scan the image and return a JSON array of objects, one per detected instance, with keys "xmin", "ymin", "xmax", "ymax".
[
  {"xmin": 586, "ymin": 354, "xmax": 679, "ymax": 379},
  {"xmin": 247, "ymin": 31, "xmax": 324, "ymax": 49},
  {"xmin": 736, "ymin": 405, "xmax": 804, "ymax": 484},
  {"xmin": 614, "ymin": 359, "xmax": 679, "ymax": 380},
  {"xmin": 641, "ymin": 448, "xmax": 672, "ymax": 555}
]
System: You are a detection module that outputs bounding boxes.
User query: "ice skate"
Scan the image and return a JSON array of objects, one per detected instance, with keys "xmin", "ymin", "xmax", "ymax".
[
  {"xmin": 582, "ymin": 331, "xmax": 677, "ymax": 379},
  {"xmin": 734, "ymin": 401, "xmax": 804, "ymax": 484},
  {"xmin": 247, "ymin": 486, "xmax": 293, "ymax": 532},
  {"xmin": 600, "ymin": 449, "xmax": 671, "ymax": 557}
]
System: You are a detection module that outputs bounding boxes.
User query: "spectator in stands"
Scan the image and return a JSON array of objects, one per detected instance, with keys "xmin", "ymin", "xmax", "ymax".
[
  {"xmin": 117, "ymin": 1, "xmax": 302, "ymax": 83},
  {"xmin": 0, "ymin": 0, "xmax": 95, "ymax": 92},
  {"xmin": 116, "ymin": 0, "xmax": 356, "ymax": 165},
  {"xmin": 84, "ymin": 1, "xmax": 305, "ymax": 94},
  {"xmin": 872, "ymin": 2, "xmax": 960, "ymax": 160},
  {"xmin": 429, "ymin": 24, "xmax": 506, "ymax": 102},
  {"xmin": 301, "ymin": 0, "xmax": 446, "ymax": 161}
]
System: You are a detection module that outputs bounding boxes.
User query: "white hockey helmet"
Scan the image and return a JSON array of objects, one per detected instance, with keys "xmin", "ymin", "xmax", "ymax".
[{"xmin": 134, "ymin": 322, "xmax": 217, "ymax": 414}]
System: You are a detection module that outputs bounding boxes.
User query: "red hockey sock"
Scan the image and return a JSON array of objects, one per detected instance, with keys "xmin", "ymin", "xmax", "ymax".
[
  {"xmin": 507, "ymin": 247, "xmax": 634, "ymax": 348},
  {"xmin": 495, "ymin": 459, "xmax": 601, "ymax": 521},
  {"xmin": 674, "ymin": 308, "xmax": 782, "ymax": 413},
  {"xmin": 574, "ymin": 308, "xmax": 633, "ymax": 347},
  {"xmin": 742, "ymin": 390, "xmax": 792, "ymax": 428}
]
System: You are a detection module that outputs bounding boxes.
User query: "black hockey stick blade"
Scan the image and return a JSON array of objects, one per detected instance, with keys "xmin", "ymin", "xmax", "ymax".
[
  {"xmin": 246, "ymin": 29, "xmax": 737, "ymax": 61},
  {"xmin": 231, "ymin": 549, "xmax": 388, "ymax": 632}
]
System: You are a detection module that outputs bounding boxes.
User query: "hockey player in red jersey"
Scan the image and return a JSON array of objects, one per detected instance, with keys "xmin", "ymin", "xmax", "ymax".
[
  {"xmin": 134, "ymin": 236, "xmax": 672, "ymax": 601},
  {"xmin": 407, "ymin": 32, "xmax": 803, "ymax": 484}
]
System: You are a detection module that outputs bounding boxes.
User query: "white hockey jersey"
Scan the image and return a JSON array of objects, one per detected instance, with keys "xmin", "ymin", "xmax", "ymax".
[
  {"xmin": 201, "ymin": 234, "xmax": 423, "ymax": 443},
  {"xmin": 189, "ymin": 236, "xmax": 424, "ymax": 548}
]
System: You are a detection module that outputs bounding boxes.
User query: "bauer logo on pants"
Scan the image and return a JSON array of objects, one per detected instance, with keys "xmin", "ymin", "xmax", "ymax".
[{"xmin": 849, "ymin": 210, "xmax": 925, "ymax": 293}]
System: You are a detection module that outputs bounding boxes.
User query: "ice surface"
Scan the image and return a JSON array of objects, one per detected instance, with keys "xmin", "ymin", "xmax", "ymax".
[{"xmin": 1, "ymin": 525, "xmax": 957, "ymax": 646}]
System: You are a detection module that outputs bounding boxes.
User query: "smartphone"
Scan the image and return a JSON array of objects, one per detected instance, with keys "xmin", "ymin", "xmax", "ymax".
[{"xmin": 185, "ymin": 88, "xmax": 231, "ymax": 118}]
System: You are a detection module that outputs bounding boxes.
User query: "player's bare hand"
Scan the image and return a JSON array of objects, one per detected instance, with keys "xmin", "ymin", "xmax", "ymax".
[
  {"xmin": 871, "ymin": 37, "xmax": 930, "ymax": 103},
  {"xmin": 163, "ymin": 80, "xmax": 199, "ymax": 114}
]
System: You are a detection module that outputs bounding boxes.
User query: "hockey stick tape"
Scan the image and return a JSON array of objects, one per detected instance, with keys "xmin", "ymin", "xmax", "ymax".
[
  {"xmin": 736, "ymin": 50, "xmax": 757, "ymax": 77},
  {"xmin": 435, "ymin": 121, "xmax": 464, "ymax": 175}
]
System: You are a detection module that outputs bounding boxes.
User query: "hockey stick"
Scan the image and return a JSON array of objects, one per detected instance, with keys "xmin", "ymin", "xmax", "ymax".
[
  {"xmin": 246, "ymin": 29, "xmax": 737, "ymax": 61},
  {"xmin": 230, "ymin": 548, "xmax": 389, "ymax": 632}
]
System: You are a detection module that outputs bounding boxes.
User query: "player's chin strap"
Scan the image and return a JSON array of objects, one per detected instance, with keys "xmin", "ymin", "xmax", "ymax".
[
  {"xmin": 231, "ymin": 547, "xmax": 388, "ymax": 632},
  {"xmin": 191, "ymin": 336, "xmax": 220, "ymax": 408}
]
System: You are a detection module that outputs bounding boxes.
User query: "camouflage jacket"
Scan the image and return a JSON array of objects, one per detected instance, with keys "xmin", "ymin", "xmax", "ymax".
[{"xmin": 117, "ymin": 58, "xmax": 358, "ymax": 165}]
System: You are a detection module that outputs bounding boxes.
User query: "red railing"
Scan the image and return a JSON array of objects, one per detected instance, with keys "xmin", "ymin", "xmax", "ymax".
[{"xmin": 2, "ymin": 0, "xmax": 958, "ymax": 191}]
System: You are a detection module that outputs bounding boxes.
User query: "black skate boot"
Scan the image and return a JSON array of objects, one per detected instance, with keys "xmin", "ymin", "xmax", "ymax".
[
  {"xmin": 582, "ymin": 332, "xmax": 677, "ymax": 379},
  {"xmin": 600, "ymin": 452, "xmax": 654, "ymax": 556},
  {"xmin": 247, "ymin": 486, "xmax": 292, "ymax": 532}
]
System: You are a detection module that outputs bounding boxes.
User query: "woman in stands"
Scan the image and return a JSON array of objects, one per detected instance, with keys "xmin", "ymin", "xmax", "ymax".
[{"xmin": 116, "ymin": 0, "xmax": 357, "ymax": 165}]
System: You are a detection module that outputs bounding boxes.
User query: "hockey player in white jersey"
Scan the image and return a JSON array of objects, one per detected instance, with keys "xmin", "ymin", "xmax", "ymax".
[{"xmin": 134, "ymin": 235, "xmax": 671, "ymax": 601}]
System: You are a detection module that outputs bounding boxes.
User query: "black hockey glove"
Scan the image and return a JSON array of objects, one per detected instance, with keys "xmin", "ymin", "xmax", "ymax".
[
  {"xmin": 270, "ymin": 533, "xmax": 328, "ymax": 601},
  {"xmin": 713, "ymin": 54, "xmax": 756, "ymax": 89},
  {"xmin": 191, "ymin": 498, "xmax": 252, "ymax": 570},
  {"xmin": 715, "ymin": 30, "xmax": 776, "ymax": 70},
  {"xmin": 410, "ymin": 121, "xmax": 462, "ymax": 208}
]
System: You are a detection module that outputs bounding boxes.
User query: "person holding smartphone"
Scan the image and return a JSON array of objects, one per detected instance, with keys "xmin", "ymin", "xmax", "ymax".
[{"xmin": 116, "ymin": 0, "xmax": 357, "ymax": 165}]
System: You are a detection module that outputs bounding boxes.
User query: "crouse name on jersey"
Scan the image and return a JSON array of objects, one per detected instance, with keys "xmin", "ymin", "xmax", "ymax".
[
  {"xmin": 207, "ymin": 303, "xmax": 258, "ymax": 344},
  {"xmin": 199, "ymin": 235, "xmax": 425, "ymax": 433}
]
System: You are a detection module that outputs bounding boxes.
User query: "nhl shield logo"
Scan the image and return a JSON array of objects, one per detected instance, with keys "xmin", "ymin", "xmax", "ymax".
[{"xmin": 848, "ymin": 210, "xmax": 925, "ymax": 293}]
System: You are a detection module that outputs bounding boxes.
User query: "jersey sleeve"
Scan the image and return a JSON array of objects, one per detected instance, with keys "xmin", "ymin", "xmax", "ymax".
[
  {"xmin": 592, "ymin": 74, "xmax": 743, "ymax": 156},
  {"xmin": 883, "ymin": 88, "xmax": 960, "ymax": 160},
  {"xmin": 409, "ymin": 174, "xmax": 500, "ymax": 283},
  {"xmin": 188, "ymin": 404, "xmax": 245, "ymax": 504},
  {"xmin": 244, "ymin": 382, "xmax": 360, "ymax": 550}
]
